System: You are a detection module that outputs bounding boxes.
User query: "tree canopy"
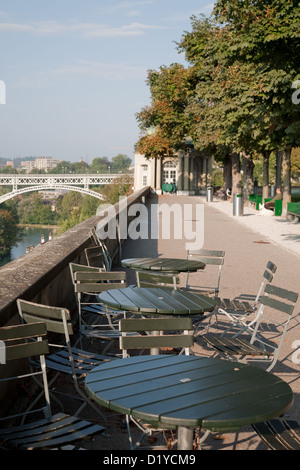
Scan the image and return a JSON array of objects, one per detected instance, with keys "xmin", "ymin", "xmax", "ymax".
[{"xmin": 135, "ymin": 1, "xmax": 300, "ymax": 205}]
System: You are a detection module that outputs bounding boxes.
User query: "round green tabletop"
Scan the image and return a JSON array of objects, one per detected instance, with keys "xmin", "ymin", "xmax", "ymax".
[
  {"xmin": 85, "ymin": 355, "xmax": 293, "ymax": 449},
  {"xmin": 121, "ymin": 257, "xmax": 205, "ymax": 273},
  {"xmin": 97, "ymin": 286, "xmax": 216, "ymax": 315}
]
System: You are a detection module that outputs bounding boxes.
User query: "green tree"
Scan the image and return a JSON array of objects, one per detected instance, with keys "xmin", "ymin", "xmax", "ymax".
[
  {"xmin": 57, "ymin": 212, "xmax": 81, "ymax": 234},
  {"xmin": 58, "ymin": 191, "xmax": 83, "ymax": 222},
  {"xmin": 0, "ymin": 206, "xmax": 19, "ymax": 257},
  {"xmin": 111, "ymin": 154, "xmax": 132, "ymax": 173},
  {"xmin": 17, "ymin": 193, "xmax": 58, "ymax": 225},
  {"xmin": 90, "ymin": 157, "xmax": 110, "ymax": 174},
  {"xmin": 100, "ymin": 175, "xmax": 133, "ymax": 205},
  {"xmin": 0, "ymin": 165, "xmax": 15, "ymax": 174},
  {"xmin": 80, "ymin": 191, "xmax": 102, "ymax": 221},
  {"xmin": 17, "ymin": 196, "xmax": 37, "ymax": 224},
  {"xmin": 74, "ymin": 160, "xmax": 89, "ymax": 174},
  {"xmin": 212, "ymin": 0, "xmax": 300, "ymax": 206},
  {"xmin": 175, "ymin": 2, "xmax": 300, "ymax": 206},
  {"xmin": 291, "ymin": 148, "xmax": 300, "ymax": 180},
  {"xmin": 136, "ymin": 64, "xmax": 197, "ymax": 158},
  {"xmin": 48, "ymin": 161, "xmax": 74, "ymax": 174}
]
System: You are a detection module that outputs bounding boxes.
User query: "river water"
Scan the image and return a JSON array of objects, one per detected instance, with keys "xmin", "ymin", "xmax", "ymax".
[{"xmin": 0, "ymin": 226, "xmax": 56, "ymax": 268}]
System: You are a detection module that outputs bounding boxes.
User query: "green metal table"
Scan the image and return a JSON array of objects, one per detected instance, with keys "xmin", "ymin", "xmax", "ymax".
[
  {"xmin": 85, "ymin": 355, "xmax": 293, "ymax": 450},
  {"xmin": 121, "ymin": 257, "xmax": 205, "ymax": 273},
  {"xmin": 97, "ymin": 286, "xmax": 216, "ymax": 316}
]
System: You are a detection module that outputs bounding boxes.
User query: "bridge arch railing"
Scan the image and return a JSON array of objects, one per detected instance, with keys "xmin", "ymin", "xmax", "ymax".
[{"xmin": 0, "ymin": 173, "xmax": 122, "ymax": 203}]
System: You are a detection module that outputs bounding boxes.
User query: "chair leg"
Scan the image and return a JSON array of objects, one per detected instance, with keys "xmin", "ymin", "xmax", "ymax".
[
  {"xmin": 21, "ymin": 368, "xmax": 65, "ymax": 424},
  {"xmin": 73, "ymin": 377, "xmax": 109, "ymax": 433},
  {"xmin": 126, "ymin": 414, "xmax": 135, "ymax": 450}
]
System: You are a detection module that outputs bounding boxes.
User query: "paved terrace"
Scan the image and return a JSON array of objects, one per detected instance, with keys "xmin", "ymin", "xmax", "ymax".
[
  {"xmin": 2, "ymin": 192, "xmax": 299, "ymax": 451},
  {"xmin": 111, "ymin": 193, "xmax": 300, "ymax": 451}
]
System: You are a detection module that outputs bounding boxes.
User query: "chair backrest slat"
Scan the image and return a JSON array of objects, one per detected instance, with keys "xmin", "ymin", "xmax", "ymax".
[
  {"xmin": 137, "ymin": 272, "xmax": 179, "ymax": 289},
  {"xmin": 75, "ymin": 282, "xmax": 126, "ymax": 293},
  {"xmin": 119, "ymin": 317, "xmax": 194, "ymax": 357},
  {"xmin": 75, "ymin": 271, "xmax": 126, "ymax": 282},
  {"xmin": 187, "ymin": 256, "xmax": 224, "ymax": 266},
  {"xmin": 0, "ymin": 323, "xmax": 49, "ymax": 361},
  {"xmin": 69, "ymin": 262, "xmax": 102, "ymax": 284},
  {"xmin": 262, "ymin": 270, "xmax": 274, "ymax": 283},
  {"xmin": 17, "ymin": 299, "xmax": 73, "ymax": 335},
  {"xmin": 260, "ymin": 295, "xmax": 295, "ymax": 315},
  {"xmin": 120, "ymin": 335, "xmax": 194, "ymax": 351},
  {"xmin": 264, "ymin": 284, "xmax": 298, "ymax": 303},
  {"xmin": 266, "ymin": 261, "xmax": 277, "ymax": 274},
  {"xmin": 188, "ymin": 249, "xmax": 225, "ymax": 257},
  {"xmin": 120, "ymin": 317, "xmax": 193, "ymax": 332}
]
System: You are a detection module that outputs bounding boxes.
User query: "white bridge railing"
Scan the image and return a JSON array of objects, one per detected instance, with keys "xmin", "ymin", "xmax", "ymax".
[{"xmin": 0, "ymin": 173, "xmax": 122, "ymax": 203}]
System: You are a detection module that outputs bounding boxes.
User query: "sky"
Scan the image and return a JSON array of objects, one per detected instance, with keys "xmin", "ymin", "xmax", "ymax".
[{"xmin": 0, "ymin": 0, "xmax": 214, "ymax": 164}]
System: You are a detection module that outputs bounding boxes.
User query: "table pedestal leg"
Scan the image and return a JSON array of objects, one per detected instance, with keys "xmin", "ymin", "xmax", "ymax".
[
  {"xmin": 150, "ymin": 331, "xmax": 160, "ymax": 355},
  {"xmin": 178, "ymin": 426, "xmax": 194, "ymax": 450}
]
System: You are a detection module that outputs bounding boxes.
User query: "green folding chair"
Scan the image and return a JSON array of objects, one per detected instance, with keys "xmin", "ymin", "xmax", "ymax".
[
  {"xmin": 202, "ymin": 284, "xmax": 298, "ymax": 372},
  {"xmin": 119, "ymin": 317, "xmax": 194, "ymax": 449},
  {"xmin": 0, "ymin": 323, "xmax": 104, "ymax": 450}
]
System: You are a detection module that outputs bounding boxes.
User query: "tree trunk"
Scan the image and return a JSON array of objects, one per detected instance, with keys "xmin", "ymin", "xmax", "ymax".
[
  {"xmin": 282, "ymin": 147, "xmax": 292, "ymax": 214},
  {"xmin": 230, "ymin": 152, "xmax": 241, "ymax": 200},
  {"xmin": 262, "ymin": 150, "xmax": 270, "ymax": 201},
  {"xmin": 222, "ymin": 157, "xmax": 232, "ymax": 199},
  {"xmin": 275, "ymin": 150, "xmax": 282, "ymax": 188},
  {"xmin": 241, "ymin": 151, "xmax": 254, "ymax": 206}
]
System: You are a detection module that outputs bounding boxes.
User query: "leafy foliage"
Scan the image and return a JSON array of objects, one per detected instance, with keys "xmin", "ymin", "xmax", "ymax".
[
  {"xmin": 100, "ymin": 175, "xmax": 133, "ymax": 205},
  {"xmin": 17, "ymin": 194, "xmax": 58, "ymax": 225},
  {"xmin": 135, "ymin": 1, "xmax": 300, "ymax": 199},
  {"xmin": 135, "ymin": 64, "xmax": 197, "ymax": 157},
  {"xmin": 0, "ymin": 201, "xmax": 19, "ymax": 257}
]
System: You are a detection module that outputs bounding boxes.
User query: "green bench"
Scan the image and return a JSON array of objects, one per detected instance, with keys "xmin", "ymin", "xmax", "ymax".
[
  {"xmin": 286, "ymin": 202, "xmax": 300, "ymax": 223},
  {"xmin": 162, "ymin": 183, "xmax": 177, "ymax": 193},
  {"xmin": 264, "ymin": 198, "xmax": 282, "ymax": 216},
  {"xmin": 249, "ymin": 194, "xmax": 282, "ymax": 215},
  {"xmin": 249, "ymin": 194, "xmax": 262, "ymax": 210}
]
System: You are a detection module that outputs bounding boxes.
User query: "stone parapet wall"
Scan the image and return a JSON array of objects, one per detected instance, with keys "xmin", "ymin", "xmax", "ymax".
[{"xmin": 0, "ymin": 187, "xmax": 149, "ymax": 327}]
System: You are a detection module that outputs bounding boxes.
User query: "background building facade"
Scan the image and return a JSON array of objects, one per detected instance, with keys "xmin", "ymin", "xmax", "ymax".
[{"xmin": 134, "ymin": 150, "xmax": 212, "ymax": 195}]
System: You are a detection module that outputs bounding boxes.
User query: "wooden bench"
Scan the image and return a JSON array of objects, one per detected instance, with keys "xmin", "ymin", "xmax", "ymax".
[{"xmin": 286, "ymin": 202, "xmax": 300, "ymax": 223}]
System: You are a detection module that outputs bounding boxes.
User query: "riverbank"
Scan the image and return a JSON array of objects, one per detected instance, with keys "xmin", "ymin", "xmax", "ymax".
[
  {"xmin": 17, "ymin": 223, "xmax": 59, "ymax": 229},
  {"xmin": 0, "ymin": 226, "xmax": 57, "ymax": 267}
]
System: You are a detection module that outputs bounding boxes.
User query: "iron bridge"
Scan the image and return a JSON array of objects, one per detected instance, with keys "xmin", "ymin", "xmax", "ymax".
[{"xmin": 0, "ymin": 174, "xmax": 121, "ymax": 204}]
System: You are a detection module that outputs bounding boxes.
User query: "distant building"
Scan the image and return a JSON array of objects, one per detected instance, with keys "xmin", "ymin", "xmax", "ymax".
[
  {"xmin": 134, "ymin": 149, "xmax": 212, "ymax": 195},
  {"xmin": 21, "ymin": 161, "xmax": 36, "ymax": 173},
  {"xmin": 35, "ymin": 157, "xmax": 62, "ymax": 172},
  {"xmin": 21, "ymin": 156, "xmax": 62, "ymax": 173}
]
